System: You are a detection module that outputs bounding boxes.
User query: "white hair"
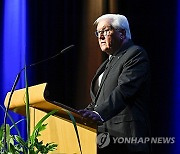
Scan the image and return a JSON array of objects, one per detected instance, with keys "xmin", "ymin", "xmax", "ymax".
[{"xmin": 94, "ymin": 14, "xmax": 131, "ymax": 39}]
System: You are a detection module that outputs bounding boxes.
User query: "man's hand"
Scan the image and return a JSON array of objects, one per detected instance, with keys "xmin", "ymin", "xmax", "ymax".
[{"xmin": 78, "ymin": 109, "xmax": 103, "ymax": 122}]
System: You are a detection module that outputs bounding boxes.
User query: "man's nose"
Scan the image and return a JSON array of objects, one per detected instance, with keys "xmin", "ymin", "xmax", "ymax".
[{"xmin": 99, "ymin": 34, "xmax": 105, "ymax": 39}]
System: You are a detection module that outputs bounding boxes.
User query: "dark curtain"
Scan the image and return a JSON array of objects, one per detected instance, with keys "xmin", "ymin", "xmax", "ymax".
[{"xmin": 26, "ymin": 0, "xmax": 83, "ymax": 109}]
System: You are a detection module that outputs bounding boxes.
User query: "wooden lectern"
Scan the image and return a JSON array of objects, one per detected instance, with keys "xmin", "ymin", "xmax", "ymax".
[{"xmin": 4, "ymin": 83, "xmax": 97, "ymax": 154}]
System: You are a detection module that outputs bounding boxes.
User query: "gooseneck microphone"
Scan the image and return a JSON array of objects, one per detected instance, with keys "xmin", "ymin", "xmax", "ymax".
[
  {"xmin": 28, "ymin": 44, "xmax": 74, "ymax": 68},
  {"xmin": 3, "ymin": 44, "xmax": 75, "ymax": 149}
]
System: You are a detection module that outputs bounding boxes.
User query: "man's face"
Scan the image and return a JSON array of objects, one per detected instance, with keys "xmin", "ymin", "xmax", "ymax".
[{"xmin": 96, "ymin": 19, "xmax": 121, "ymax": 55}]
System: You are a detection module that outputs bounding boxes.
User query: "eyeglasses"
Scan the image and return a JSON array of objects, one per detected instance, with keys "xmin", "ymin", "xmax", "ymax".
[
  {"xmin": 95, "ymin": 27, "xmax": 113, "ymax": 38},
  {"xmin": 95, "ymin": 26, "xmax": 122, "ymax": 38}
]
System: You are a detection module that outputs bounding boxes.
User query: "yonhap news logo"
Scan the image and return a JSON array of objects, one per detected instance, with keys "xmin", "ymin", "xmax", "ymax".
[
  {"xmin": 97, "ymin": 132, "xmax": 110, "ymax": 148},
  {"xmin": 112, "ymin": 136, "xmax": 175, "ymax": 144},
  {"xmin": 97, "ymin": 132, "xmax": 175, "ymax": 149}
]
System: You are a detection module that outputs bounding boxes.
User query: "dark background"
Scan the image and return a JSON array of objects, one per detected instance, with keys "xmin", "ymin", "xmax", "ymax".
[
  {"xmin": 27, "ymin": 1, "xmax": 177, "ymax": 153},
  {"xmin": 1, "ymin": 0, "xmax": 178, "ymax": 153}
]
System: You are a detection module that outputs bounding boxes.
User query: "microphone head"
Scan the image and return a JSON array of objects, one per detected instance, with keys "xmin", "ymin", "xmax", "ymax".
[{"xmin": 60, "ymin": 44, "xmax": 75, "ymax": 54}]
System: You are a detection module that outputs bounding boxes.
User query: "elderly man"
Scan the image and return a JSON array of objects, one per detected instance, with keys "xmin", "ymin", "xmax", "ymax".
[{"xmin": 79, "ymin": 14, "xmax": 150, "ymax": 154}]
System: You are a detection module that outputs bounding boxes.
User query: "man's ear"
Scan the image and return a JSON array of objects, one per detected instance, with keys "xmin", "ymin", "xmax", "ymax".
[{"xmin": 120, "ymin": 29, "xmax": 126, "ymax": 39}]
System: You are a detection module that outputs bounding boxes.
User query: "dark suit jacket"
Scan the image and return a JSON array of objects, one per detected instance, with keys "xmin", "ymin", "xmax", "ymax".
[{"xmin": 87, "ymin": 40, "xmax": 150, "ymax": 152}]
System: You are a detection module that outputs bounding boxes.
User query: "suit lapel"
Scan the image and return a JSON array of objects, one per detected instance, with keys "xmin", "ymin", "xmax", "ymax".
[
  {"xmin": 94, "ymin": 51, "xmax": 126, "ymax": 103},
  {"xmin": 90, "ymin": 59, "xmax": 109, "ymax": 100}
]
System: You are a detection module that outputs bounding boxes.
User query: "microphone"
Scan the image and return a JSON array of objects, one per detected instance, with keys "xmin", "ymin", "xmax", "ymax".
[
  {"xmin": 3, "ymin": 44, "xmax": 75, "ymax": 148},
  {"xmin": 28, "ymin": 44, "xmax": 74, "ymax": 68}
]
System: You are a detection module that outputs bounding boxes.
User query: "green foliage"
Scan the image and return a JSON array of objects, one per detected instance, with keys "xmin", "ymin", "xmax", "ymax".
[
  {"xmin": 0, "ymin": 109, "xmax": 58, "ymax": 154},
  {"xmin": 62, "ymin": 109, "xmax": 82, "ymax": 154},
  {"xmin": 29, "ymin": 110, "xmax": 58, "ymax": 153}
]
